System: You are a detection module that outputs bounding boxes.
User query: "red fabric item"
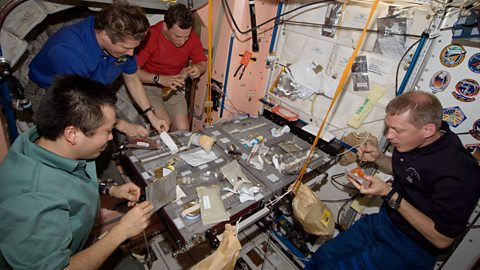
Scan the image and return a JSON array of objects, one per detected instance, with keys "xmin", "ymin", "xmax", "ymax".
[{"xmin": 136, "ymin": 21, "xmax": 207, "ymax": 75}]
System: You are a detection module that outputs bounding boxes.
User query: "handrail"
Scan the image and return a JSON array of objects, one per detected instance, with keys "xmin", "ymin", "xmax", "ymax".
[{"xmin": 0, "ymin": 0, "xmax": 28, "ymax": 144}]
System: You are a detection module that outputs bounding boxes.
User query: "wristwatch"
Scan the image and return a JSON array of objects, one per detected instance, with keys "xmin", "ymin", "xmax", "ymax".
[
  {"xmin": 389, "ymin": 194, "xmax": 403, "ymax": 210},
  {"xmin": 382, "ymin": 188, "xmax": 402, "ymax": 210},
  {"xmin": 141, "ymin": 106, "xmax": 155, "ymax": 115},
  {"xmin": 152, "ymin": 74, "xmax": 160, "ymax": 85},
  {"xmin": 99, "ymin": 178, "xmax": 117, "ymax": 196}
]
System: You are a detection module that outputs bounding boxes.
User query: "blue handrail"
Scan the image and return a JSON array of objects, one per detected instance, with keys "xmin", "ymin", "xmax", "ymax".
[
  {"xmin": 268, "ymin": 0, "xmax": 284, "ymax": 54},
  {"xmin": 397, "ymin": 32, "xmax": 429, "ymax": 96},
  {"xmin": 0, "ymin": 49, "xmax": 19, "ymax": 142},
  {"xmin": 219, "ymin": 32, "xmax": 234, "ymax": 118}
]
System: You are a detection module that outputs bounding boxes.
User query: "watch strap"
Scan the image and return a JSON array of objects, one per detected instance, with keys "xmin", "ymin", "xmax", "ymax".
[
  {"xmin": 381, "ymin": 188, "xmax": 396, "ymax": 202},
  {"xmin": 99, "ymin": 179, "xmax": 116, "ymax": 196},
  {"xmin": 391, "ymin": 193, "xmax": 403, "ymax": 209},
  {"xmin": 142, "ymin": 106, "xmax": 155, "ymax": 115}
]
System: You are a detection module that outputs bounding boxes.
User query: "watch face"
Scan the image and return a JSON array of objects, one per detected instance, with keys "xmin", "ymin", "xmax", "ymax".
[
  {"xmin": 389, "ymin": 201, "xmax": 400, "ymax": 209},
  {"xmin": 389, "ymin": 194, "xmax": 402, "ymax": 210}
]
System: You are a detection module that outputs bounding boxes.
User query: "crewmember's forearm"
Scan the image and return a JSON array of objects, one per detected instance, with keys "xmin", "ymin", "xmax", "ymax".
[
  {"xmin": 375, "ymin": 154, "xmax": 393, "ymax": 174},
  {"xmin": 123, "ymin": 73, "xmax": 151, "ymax": 111},
  {"xmin": 136, "ymin": 68, "xmax": 154, "ymax": 84},
  {"xmin": 195, "ymin": 61, "xmax": 207, "ymax": 76},
  {"xmin": 65, "ymin": 228, "xmax": 127, "ymax": 270},
  {"xmin": 114, "ymin": 118, "xmax": 128, "ymax": 133},
  {"xmin": 392, "ymin": 192, "xmax": 455, "ymax": 249}
]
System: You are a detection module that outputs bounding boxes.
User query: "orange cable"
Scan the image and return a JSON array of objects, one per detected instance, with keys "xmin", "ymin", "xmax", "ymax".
[{"xmin": 292, "ymin": 0, "xmax": 379, "ymax": 194}]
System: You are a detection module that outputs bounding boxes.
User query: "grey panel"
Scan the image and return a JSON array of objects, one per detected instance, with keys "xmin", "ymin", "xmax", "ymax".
[
  {"xmin": 121, "ymin": 117, "xmax": 333, "ymax": 253},
  {"xmin": 161, "ymin": 160, "xmax": 272, "ymax": 248},
  {"xmin": 203, "ymin": 116, "xmax": 333, "ymax": 195}
]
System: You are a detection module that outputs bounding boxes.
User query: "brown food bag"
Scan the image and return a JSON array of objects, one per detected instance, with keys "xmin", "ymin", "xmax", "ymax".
[
  {"xmin": 192, "ymin": 224, "xmax": 241, "ymax": 270},
  {"xmin": 292, "ymin": 183, "xmax": 335, "ymax": 236},
  {"xmin": 338, "ymin": 132, "xmax": 378, "ymax": 166}
]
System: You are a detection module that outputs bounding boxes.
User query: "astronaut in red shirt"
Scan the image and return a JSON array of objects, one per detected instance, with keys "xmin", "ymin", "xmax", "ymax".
[{"xmin": 136, "ymin": 3, "xmax": 207, "ymax": 131}]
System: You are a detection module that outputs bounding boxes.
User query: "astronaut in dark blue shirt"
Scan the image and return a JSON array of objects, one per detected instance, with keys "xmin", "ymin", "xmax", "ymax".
[{"xmin": 306, "ymin": 91, "xmax": 480, "ymax": 270}]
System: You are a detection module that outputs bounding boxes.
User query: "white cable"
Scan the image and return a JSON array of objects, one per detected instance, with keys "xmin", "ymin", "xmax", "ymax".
[{"xmin": 265, "ymin": 190, "xmax": 292, "ymax": 208}]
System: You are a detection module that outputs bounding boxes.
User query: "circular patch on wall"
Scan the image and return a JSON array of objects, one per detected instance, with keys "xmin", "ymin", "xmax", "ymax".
[
  {"xmin": 429, "ymin": 70, "xmax": 451, "ymax": 93},
  {"xmin": 468, "ymin": 53, "xmax": 480, "ymax": 74},
  {"xmin": 452, "ymin": 78, "xmax": 479, "ymax": 102},
  {"xmin": 469, "ymin": 119, "xmax": 480, "ymax": 141},
  {"xmin": 439, "ymin": 44, "xmax": 466, "ymax": 68}
]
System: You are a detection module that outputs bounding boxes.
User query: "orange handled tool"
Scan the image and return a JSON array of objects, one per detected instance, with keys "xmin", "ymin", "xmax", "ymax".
[{"xmin": 234, "ymin": 50, "xmax": 253, "ymax": 80}]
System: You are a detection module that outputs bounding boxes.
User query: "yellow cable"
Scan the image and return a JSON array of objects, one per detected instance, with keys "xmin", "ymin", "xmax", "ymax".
[
  {"xmin": 206, "ymin": 0, "xmax": 213, "ymax": 126},
  {"xmin": 292, "ymin": 0, "xmax": 379, "ymax": 194}
]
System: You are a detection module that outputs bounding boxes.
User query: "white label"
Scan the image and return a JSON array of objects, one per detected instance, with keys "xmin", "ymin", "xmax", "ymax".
[
  {"xmin": 173, "ymin": 217, "xmax": 185, "ymax": 229},
  {"xmin": 181, "ymin": 170, "xmax": 192, "ymax": 176},
  {"xmin": 211, "ymin": 131, "xmax": 221, "ymax": 136},
  {"xmin": 267, "ymin": 174, "xmax": 279, "ymax": 182},
  {"xmin": 220, "ymin": 137, "xmax": 230, "ymax": 143},
  {"xmin": 136, "ymin": 141, "xmax": 149, "ymax": 147},
  {"xmin": 141, "ymin": 172, "xmax": 150, "ymax": 180},
  {"xmin": 203, "ymin": 196, "xmax": 211, "ymax": 209},
  {"xmin": 199, "ymin": 164, "xmax": 208, "ymax": 170}
]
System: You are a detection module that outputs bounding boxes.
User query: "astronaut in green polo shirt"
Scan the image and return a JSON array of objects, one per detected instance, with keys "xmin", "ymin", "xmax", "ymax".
[{"xmin": 0, "ymin": 75, "xmax": 154, "ymax": 269}]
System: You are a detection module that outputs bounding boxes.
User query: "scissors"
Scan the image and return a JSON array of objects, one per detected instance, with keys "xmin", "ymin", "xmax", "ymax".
[{"xmin": 234, "ymin": 50, "xmax": 253, "ymax": 80}]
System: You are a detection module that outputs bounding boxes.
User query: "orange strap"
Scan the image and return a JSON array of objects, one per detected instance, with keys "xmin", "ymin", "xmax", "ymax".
[{"xmin": 292, "ymin": 0, "xmax": 380, "ymax": 194}]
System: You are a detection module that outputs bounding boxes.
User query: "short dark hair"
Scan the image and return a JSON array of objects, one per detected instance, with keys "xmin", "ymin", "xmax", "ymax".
[
  {"xmin": 386, "ymin": 91, "xmax": 443, "ymax": 130},
  {"xmin": 164, "ymin": 3, "xmax": 192, "ymax": 29},
  {"xmin": 36, "ymin": 75, "xmax": 117, "ymax": 140},
  {"xmin": 94, "ymin": 0, "xmax": 149, "ymax": 43}
]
